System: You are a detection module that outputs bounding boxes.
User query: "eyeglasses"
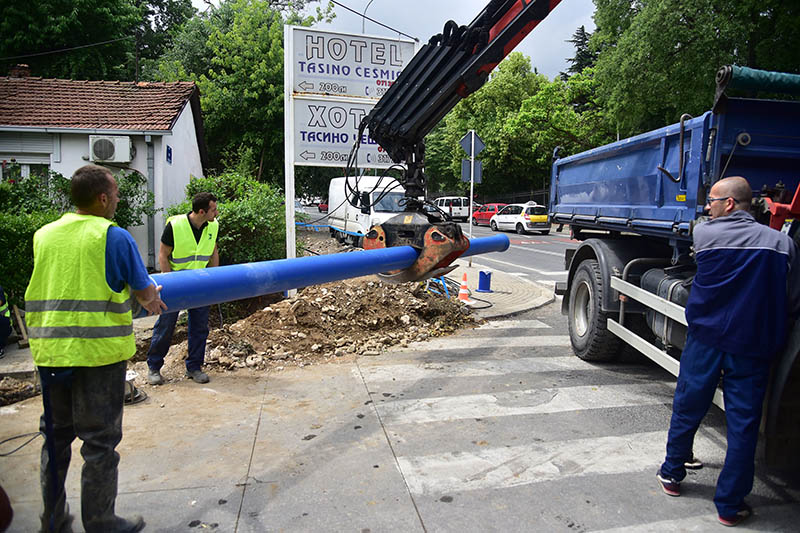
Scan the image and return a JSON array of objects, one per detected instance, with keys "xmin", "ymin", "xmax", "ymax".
[{"xmin": 705, "ymin": 196, "xmax": 741, "ymax": 205}]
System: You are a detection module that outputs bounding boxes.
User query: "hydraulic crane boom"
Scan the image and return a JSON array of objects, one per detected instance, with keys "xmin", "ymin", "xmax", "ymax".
[
  {"xmin": 354, "ymin": 0, "xmax": 562, "ymax": 283},
  {"xmin": 360, "ymin": 0, "xmax": 562, "ymax": 198}
]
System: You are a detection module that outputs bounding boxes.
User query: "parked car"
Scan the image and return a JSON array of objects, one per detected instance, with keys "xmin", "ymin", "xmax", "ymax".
[
  {"xmin": 471, "ymin": 202, "xmax": 507, "ymax": 226},
  {"xmin": 318, "ymin": 201, "xmax": 329, "ymax": 213},
  {"xmin": 489, "ymin": 201, "xmax": 550, "ymax": 235},
  {"xmin": 433, "ymin": 196, "xmax": 470, "ymax": 221}
]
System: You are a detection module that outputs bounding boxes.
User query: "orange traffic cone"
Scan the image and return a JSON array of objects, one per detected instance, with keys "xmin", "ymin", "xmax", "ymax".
[{"xmin": 457, "ymin": 272, "xmax": 474, "ymax": 305}]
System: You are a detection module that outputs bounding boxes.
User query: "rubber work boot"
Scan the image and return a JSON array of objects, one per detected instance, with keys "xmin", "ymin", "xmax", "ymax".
[
  {"xmin": 147, "ymin": 369, "xmax": 164, "ymax": 385},
  {"xmin": 185, "ymin": 369, "xmax": 209, "ymax": 383}
]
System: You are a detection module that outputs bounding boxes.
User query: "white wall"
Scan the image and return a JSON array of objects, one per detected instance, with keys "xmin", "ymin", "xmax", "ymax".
[
  {"xmin": 3, "ymin": 113, "xmax": 204, "ymax": 270},
  {"xmin": 153, "ymin": 103, "xmax": 204, "ymax": 270}
]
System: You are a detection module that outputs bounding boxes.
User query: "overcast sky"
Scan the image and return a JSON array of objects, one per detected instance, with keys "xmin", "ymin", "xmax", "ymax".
[
  {"xmin": 315, "ymin": 0, "xmax": 596, "ymax": 79},
  {"xmin": 192, "ymin": 0, "xmax": 597, "ymax": 80}
]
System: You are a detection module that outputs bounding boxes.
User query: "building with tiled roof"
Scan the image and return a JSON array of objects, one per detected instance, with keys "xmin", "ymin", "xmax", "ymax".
[{"xmin": 0, "ymin": 70, "xmax": 208, "ymax": 268}]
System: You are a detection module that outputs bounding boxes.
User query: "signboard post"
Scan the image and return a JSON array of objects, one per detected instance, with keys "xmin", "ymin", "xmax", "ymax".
[
  {"xmin": 460, "ymin": 130, "xmax": 485, "ymax": 266},
  {"xmin": 284, "ymin": 26, "xmax": 417, "ymax": 279}
]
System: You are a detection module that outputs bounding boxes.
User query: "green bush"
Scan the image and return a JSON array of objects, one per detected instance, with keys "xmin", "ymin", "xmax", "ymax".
[
  {"xmin": 0, "ymin": 211, "xmax": 61, "ymax": 306},
  {"xmin": 0, "ymin": 167, "xmax": 156, "ymax": 307},
  {"xmin": 114, "ymin": 170, "xmax": 158, "ymax": 230},
  {"xmin": 167, "ymin": 172, "xmax": 297, "ymax": 265},
  {"xmin": 0, "ymin": 169, "xmax": 71, "ymax": 214}
]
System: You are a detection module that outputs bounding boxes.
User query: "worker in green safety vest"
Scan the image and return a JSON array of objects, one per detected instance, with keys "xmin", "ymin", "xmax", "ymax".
[
  {"xmin": 146, "ymin": 192, "xmax": 219, "ymax": 385},
  {"xmin": 25, "ymin": 164, "xmax": 166, "ymax": 533},
  {"xmin": 0, "ymin": 284, "xmax": 11, "ymax": 359}
]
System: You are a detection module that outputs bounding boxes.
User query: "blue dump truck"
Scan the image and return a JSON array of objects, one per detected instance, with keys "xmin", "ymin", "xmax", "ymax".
[{"xmin": 550, "ymin": 66, "xmax": 800, "ymax": 466}]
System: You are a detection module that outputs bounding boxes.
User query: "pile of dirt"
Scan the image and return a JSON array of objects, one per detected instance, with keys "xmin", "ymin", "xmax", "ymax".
[
  {"xmin": 0, "ymin": 376, "xmax": 38, "ymax": 407},
  {"xmin": 202, "ymin": 276, "xmax": 475, "ymax": 371},
  {"xmin": 127, "ymin": 229, "xmax": 477, "ymax": 384}
]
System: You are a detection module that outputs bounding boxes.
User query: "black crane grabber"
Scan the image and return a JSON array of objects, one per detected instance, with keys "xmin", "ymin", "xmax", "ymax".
[{"xmin": 358, "ymin": 0, "xmax": 562, "ymax": 282}]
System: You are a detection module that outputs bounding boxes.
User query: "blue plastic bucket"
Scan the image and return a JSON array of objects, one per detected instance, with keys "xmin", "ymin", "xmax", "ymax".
[{"xmin": 476, "ymin": 271, "xmax": 493, "ymax": 293}]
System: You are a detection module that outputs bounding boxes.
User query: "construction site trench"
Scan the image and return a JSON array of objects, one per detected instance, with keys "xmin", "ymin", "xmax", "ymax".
[{"xmin": 0, "ymin": 230, "xmax": 477, "ymax": 404}]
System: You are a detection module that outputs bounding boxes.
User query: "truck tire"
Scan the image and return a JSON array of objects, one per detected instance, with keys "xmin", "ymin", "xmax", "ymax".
[
  {"xmin": 516, "ymin": 223, "xmax": 527, "ymax": 235},
  {"xmin": 568, "ymin": 259, "xmax": 621, "ymax": 362},
  {"xmin": 490, "ymin": 221, "xmax": 498, "ymax": 231}
]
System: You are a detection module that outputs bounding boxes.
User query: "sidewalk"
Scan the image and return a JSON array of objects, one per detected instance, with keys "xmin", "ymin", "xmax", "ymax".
[
  {"xmin": 0, "ymin": 269, "xmax": 554, "ymax": 532},
  {"xmin": 0, "ymin": 267, "xmax": 552, "ymax": 381}
]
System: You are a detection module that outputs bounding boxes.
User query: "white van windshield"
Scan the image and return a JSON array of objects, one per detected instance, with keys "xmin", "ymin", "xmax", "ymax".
[{"xmin": 373, "ymin": 191, "xmax": 406, "ymax": 212}]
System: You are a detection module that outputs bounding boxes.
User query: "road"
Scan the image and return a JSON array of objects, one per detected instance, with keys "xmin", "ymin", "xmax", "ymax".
[{"xmin": 458, "ymin": 221, "xmax": 573, "ymax": 290}]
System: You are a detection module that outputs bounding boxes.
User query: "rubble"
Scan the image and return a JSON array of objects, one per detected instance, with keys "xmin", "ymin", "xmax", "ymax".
[{"xmin": 124, "ymin": 230, "xmax": 478, "ymax": 385}]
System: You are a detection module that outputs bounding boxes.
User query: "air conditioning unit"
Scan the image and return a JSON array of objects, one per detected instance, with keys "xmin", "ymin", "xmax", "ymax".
[{"xmin": 89, "ymin": 135, "xmax": 132, "ymax": 163}]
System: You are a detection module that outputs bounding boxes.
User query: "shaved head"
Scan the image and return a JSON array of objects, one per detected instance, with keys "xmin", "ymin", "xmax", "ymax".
[{"xmin": 714, "ymin": 176, "xmax": 752, "ymax": 207}]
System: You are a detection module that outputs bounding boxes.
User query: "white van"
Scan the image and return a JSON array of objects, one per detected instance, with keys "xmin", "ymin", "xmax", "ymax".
[
  {"xmin": 327, "ymin": 176, "xmax": 406, "ymax": 246},
  {"xmin": 434, "ymin": 196, "xmax": 470, "ymax": 221}
]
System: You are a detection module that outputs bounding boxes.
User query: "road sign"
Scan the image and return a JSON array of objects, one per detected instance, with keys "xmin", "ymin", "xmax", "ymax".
[
  {"xmin": 293, "ymin": 96, "xmax": 394, "ymax": 168},
  {"xmin": 290, "ymin": 27, "xmax": 416, "ymax": 101},
  {"xmin": 461, "ymin": 159, "xmax": 482, "ymax": 183},
  {"xmin": 460, "ymin": 130, "xmax": 485, "ymax": 156}
]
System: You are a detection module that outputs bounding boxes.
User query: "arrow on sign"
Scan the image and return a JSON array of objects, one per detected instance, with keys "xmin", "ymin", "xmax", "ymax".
[
  {"xmin": 460, "ymin": 130, "xmax": 485, "ymax": 156},
  {"xmin": 298, "ymin": 81, "xmax": 314, "ymax": 91},
  {"xmin": 300, "ymin": 151, "xmax": 316, "ymax": 160}
]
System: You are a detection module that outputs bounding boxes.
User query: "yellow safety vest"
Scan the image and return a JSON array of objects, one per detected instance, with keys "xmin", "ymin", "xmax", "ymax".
[
  {"xmin": 25, "ymin": 213, "xmax": 135, "ymax": 367},
  {"xmin": 167, "ymin": 214, "xmax": 218, "ymax": 271},
  {"xmin": 0, "ymin": 296, "xmax": 8, "ymax": 319}
]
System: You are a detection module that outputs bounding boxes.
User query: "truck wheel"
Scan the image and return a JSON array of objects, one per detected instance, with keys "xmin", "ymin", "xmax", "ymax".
[
  {"xmin": 516, "ymin": 223, "xmax": 527, "ymax": 235},
  {"xmin": 471, "ymin": 217, "xmax": 478, "ymax": 226},
  {"xmin": 568, "ymin": 259, "xmax": 621, "ymax": 362},
  {"xmin": 490, "ymin": 221, "xmax": 498, "ymax": 231}
]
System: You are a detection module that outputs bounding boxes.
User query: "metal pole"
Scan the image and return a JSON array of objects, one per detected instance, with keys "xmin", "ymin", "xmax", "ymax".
[
  {"xmin": 362, "ymin": 0, "xmax": 375, "ymax": 33},
  {"xmin": 468, "ymin": 130, "xmax": 475, "ymax": 267},
  {"xmin": 284, "ymin": 25, "xmax": 297, "ymax": 297}
]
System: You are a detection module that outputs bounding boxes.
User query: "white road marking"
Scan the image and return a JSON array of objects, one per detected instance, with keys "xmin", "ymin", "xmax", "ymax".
[
  {"xmin": 398, "ymin": 430, "xmax": 715, "ymax": 494},
  {"xmin": 510, "ymin": 244, "xmax": 565, "ymax": 257},
  {"xmin": 375, "ymin": 383, "xmax": 673, "ymax": 425},
  {"xmin": 400, "ymin": 335, "xmax": 571, "ymax": 351},
  {"xmin": 476, "ymin": 319, "xmax": 550, "ymax": 329},
  {"xmin": 361, "ymin": 356, "xmax": 583, "ymax": 382},
  {"xmin": 472, "ymin": 255, "xmax": 565, "ymax": 276}
]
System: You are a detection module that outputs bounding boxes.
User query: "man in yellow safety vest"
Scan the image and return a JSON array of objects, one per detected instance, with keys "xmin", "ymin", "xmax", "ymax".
[
  {"xmin": 147, "ymin": 192, "xmax": 219, "ymax": 385},
  {"xmin": 25, "ymin": 164, "xmax": 166, "ymax": 532}
]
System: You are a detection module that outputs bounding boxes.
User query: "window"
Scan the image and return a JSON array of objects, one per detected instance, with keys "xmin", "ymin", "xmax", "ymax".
[
  {"xmin": 0, "ymin": 161, "xmax": 50, "ymax": 182},
  {"xmin": 526, "ymin": 206, "xmax": 547, "ymax": 215},
  {"xmin": 452, "ymin": 198, "xmax": 462, "ymax": 207}
]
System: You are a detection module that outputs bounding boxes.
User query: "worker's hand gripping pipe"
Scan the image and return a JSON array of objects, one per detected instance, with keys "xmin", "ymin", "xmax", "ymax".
[{"xmin": 134, "ymin": 234, "xmax": 510, "ymax": 318}]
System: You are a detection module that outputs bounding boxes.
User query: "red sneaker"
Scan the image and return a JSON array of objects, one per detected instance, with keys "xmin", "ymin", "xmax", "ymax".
[{"xmin": 656, "ymin": 471, "xmax": 680, "ymax": 497}]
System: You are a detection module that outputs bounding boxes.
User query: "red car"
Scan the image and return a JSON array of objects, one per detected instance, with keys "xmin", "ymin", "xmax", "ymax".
[
  {"xmin": 318, "ymin": 201, "xmax": 329, "ymax": 213},
  {"xmin": 471, "ymin": 203, "xmax": 507, "ymax": 226}
]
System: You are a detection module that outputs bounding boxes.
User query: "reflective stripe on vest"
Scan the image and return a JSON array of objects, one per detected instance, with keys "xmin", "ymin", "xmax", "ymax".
[
  {"xmin": 24, "ymin": 213, "xmax": 135, "ymax": 367},
  {"xmin": 167, "ymin": 215, "xmax": 218, "ymax": 270},
  {"xmin": 0, "ymin": 300, "xmax": 8, "ymax": 319}
]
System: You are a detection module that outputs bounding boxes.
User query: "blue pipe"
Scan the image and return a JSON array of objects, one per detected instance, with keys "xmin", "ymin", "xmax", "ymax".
[{"xmin": 139, "ymin": 234, "xmax": 509, "ymax": 317}]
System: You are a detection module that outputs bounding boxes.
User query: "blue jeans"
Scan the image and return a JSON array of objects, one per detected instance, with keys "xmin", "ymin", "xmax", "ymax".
[
  {"xmin": 660, "ymin": 334, "xmax": 771, "ymax": 517},
  {"xmin": 146, "ymin": 306, "xmax": 209, "ymax": 373}
]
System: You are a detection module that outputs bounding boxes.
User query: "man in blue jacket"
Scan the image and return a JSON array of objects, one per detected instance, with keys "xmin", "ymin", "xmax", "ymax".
[{"xmin": 656, "ymin": 176, "xmax": 800, "ymax": 526}]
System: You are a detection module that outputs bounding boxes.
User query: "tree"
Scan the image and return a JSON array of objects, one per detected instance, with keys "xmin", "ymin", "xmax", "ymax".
[
  {"xmin": 502, "ymin": 69, "xmax": 614, "ymax": 189},
  {"xmin": 592, "ymin": 0, "xmax": 800, "ymax": 136},
  {"xmin": 0, "ymin": 0, "xmax": 139, "ymax": 80},
  {"xmin": 134, "ymin": 0, "xmax": 196, "ymax": 81},
  {"xmin": 155, "ymin": 0, "xmax": 333, "ymax": 180},
  {"xmin": 424, "ymin": 53, "xmax": 548, "ymax": 195},
  {"xmin": 561, "ymin": 25, "xmax": 597, "ymax": 80}
]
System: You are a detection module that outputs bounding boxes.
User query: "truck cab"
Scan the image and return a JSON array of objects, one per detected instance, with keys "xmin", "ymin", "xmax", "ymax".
[{"xmin": 327, "ymin": 176, "xmax": 407, "ymax": 247}]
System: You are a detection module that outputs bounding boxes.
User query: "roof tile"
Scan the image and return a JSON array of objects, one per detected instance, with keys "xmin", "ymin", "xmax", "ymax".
[{"xmin": 0, "ymin": 77, "xmax": 198, "ymax": 131}]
